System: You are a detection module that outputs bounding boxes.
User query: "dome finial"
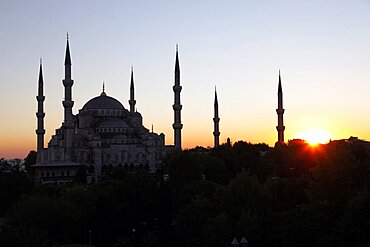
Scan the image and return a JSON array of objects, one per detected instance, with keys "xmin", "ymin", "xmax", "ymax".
[{"xmin": 101, "ymin": 81, "xmax": 107, "ymax": 96}]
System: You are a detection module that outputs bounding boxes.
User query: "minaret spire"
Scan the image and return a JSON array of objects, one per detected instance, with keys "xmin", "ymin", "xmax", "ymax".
[
  {"xmin": 175, "ymin": 44, "xmax": 179, "ymax": 74},
  {"xmin": 62, "ymin": 35, "xmax": 75, "ymax": 160},
  {"xmin": 64, "ymin": 33, "xmax": 71, "ymax": 66},
  {"xmin": 36, "ymin": 59, "xmax": 46, "ymax": 162},
  {"xmin": 173, "ymin": 45, "xmax": 183, "ymax": 150},
  {"xmin": 129, "ymin": 66, "xmax": 136, "ymax": 113},
  {"xmin": 276, "ymin": 70, "xmax": 285, "ymax": 144},
  {"xmin": 278, "ymin": 70, "xmax": 282, "ymax": 94},
  {"xmin": 213, "ymin": 86, "xmax": 220, "ymax": 148}
]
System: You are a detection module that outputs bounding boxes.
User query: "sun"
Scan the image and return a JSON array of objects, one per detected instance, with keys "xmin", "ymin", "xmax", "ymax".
[{"xmin": 296, "ymin": 129, "xmax": 332, "ymax": 145}]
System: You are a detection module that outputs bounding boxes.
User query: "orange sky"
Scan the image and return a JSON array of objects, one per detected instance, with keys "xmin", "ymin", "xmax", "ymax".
[{"xmin": 1, "ymin": 1, "xmax": 370, "ymax": 159}]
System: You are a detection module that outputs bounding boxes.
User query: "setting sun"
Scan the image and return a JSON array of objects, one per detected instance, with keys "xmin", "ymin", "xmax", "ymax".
[{"xmin": 296, "ymin": 129, "xmax": 332, "ymax": 145}]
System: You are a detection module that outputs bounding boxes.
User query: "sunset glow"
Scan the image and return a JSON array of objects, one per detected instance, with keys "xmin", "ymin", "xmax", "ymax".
[
  {"xmin": 296, "ymin": 129, "xmax": 332, "ymax": 146},
  {"xmin": 0, "ymin": 2, "xmax": 370, "ymax": 159}
]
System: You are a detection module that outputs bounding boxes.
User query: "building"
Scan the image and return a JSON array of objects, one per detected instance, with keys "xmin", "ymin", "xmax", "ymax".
[
  {"xmin": 33, "ymin": 37, "xmax": 180, "ymax": 184},
  {"xmin": 32, "ymin": 37, "xmax": 288, "ymax": 184}
]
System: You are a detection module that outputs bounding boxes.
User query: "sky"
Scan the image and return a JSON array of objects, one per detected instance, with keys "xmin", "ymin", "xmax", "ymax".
[{"xmin": 0, "ymin": 0, "xmax": 370, "ymax": 159}]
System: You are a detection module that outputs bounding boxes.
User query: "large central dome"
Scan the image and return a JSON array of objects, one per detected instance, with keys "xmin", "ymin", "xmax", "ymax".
[{"xmin": 82, "ymin": 93, "xmax": 124, "ymax": 110}]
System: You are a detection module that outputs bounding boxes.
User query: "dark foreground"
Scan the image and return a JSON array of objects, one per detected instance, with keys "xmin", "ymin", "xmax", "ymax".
[{"xmin": 1, "ymin": 139, "xmax": 370, "ymax": 246}]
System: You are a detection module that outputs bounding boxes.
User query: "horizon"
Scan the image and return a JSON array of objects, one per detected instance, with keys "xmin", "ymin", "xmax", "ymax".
[{"xmin": 1, "ymin": 1, "xmax": 370, "ymax": 159}]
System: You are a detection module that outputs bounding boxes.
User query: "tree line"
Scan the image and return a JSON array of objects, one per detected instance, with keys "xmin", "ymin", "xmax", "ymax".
[{"xmin": 0, "ymin": 140, "xmax": 369, "ymax": 246}]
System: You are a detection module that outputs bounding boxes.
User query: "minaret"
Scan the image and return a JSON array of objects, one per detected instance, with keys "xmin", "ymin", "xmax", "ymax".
[
  {"xmin": 129, "ymin": 67, "xmax": 136, "ymax": 113},
  {"xmin": 276, "ymin": 70, "xmax": 285, "ymax": 143},
  {"xmin": 36, "ymin": 59, "xmax": 45, "ymax": 163},
  {"xmin": 62, "ymin": 34, "xmax": 74, "ymax": 160},
  {"xmin": 172, "ymin": 45, "xmax": 183, "ymax": 150},
  {"xmin": 213, "ymin": 87, "xmax": 220, "ymax": 148}
]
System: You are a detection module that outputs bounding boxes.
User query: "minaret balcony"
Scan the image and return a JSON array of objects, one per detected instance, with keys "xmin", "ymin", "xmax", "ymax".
[
  {"xmin": 276, "ymin": 109, "xmax": 285, "ymax": 114},
  {"xmin": 172, "ymin": 104, "xmax": 182, "ymax": 111},
  {"xmin": 63, "ymin": 100, "xmax": 74, "ymax": 108},
  {"xmin": 36, "ymin": 96, "xmax": 45, "ymax": 101},
  {"xmin": 62, "ymin": 79, "xmax": 74, "ymax": 87},
  {"xmin": 36, "ymin": 112, "xmax": 45, "ymax": 118},
  {"xmin": 36, "ymin": 129, "xmax": 45, "ymax": 134},
  {"xmin": 172, "ymin": 123, "xmax": 183, "ymax": 129},
  {"xmin": 172, "ymin": 85, "xmax": 182, "ymax": 92}
]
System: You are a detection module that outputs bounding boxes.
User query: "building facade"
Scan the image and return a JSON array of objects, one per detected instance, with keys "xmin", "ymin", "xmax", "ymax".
[{"xmin": 33, "ymin": 38, "xmax": 176, "ymax": 184}]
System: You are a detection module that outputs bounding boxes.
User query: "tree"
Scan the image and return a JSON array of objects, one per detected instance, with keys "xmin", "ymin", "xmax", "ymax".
[
  {"xmin": 24, "ymin": 151, "xmax": 37, "ymax": 176},
  {"xmin": 340, "ymin": 190, "xmax": 370, "ymax": 246},
  {"xmin": 0, "ymin": 158, "xmax": 33, "ymax": 216}
]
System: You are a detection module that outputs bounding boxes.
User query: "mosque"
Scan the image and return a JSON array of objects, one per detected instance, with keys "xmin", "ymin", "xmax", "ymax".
[{"xmin": 33, "ymin": 37, "xmax": 285, "ymax": 184}]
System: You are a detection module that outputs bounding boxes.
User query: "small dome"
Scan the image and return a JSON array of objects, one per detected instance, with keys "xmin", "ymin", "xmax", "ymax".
[{"xmin": 83, "ymin": 94, "xmax": 124, "ymax": 110}]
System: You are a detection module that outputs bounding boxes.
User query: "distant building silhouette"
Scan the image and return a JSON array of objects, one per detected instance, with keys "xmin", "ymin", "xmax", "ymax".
[
  {"xmin": 276, "ymin": 70, "xmax": 285, "ymax": 144},
  {"xmin": 227, "ymin": 137, "xmax": 231, "ymax": 147},
  {"xmin": 330, "ymin": 136, "xmax": 370, "ymax": 146},
  {"xmin": 213, "ymin": 87, "xmax": 220, "ymax": 148},
  {"xmin": 172, "ymin": 45, "xmax": 183, "ymax": 150},
  {"xmin": 33, "ymin": 37, "xmax": 174, "ymax": 184}
]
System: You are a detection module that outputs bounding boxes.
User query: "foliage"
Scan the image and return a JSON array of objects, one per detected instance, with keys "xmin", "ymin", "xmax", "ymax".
[
  {"xmin": 0, "ymin": 159, "xmax": 33, "ymax": 217},
  {"xmin": 1, "ymin": 140, "xmax": 370, "ymax": 246},
  {"xmin": 24, "ymin": 150, "xmax": 37, "ymax": 176}
]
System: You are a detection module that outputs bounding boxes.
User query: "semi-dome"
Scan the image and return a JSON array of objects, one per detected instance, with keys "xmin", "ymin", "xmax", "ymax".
[{"xmin": 83, "ymin": 93, "xmax": 124, "ymax": 110}]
